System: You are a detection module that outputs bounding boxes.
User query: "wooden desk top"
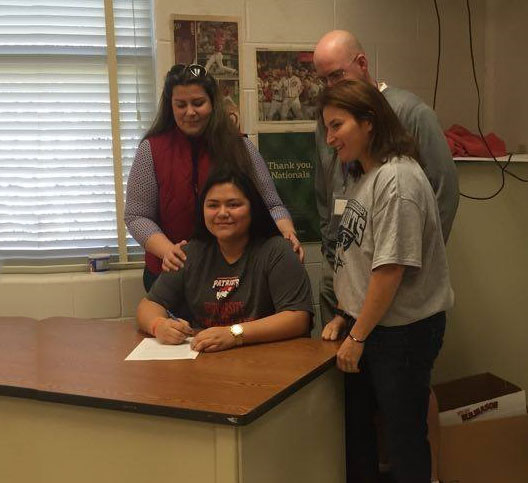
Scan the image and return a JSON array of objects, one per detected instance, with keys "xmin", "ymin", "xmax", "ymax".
[{"xmin": 0, "ymin": 317, "xmax": 339, "ymax": 425}]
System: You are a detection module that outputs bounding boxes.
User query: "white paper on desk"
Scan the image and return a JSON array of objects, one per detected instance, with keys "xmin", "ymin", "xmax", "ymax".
[{"xmin": 125, "ymin": 337, "xmax": 199, "ymax": 361}]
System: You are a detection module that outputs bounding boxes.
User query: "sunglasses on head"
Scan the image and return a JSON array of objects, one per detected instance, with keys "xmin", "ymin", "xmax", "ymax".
[{"xmin": 169, "ymin": 63, "xmax": 208, "ymax": 79}]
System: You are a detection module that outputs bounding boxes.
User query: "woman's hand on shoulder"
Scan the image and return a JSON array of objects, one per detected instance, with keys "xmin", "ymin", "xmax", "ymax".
[
  {"xmin": 155, "ymin": 317, "xmax": 194, "ymax": 344},
  {"xmin": 321, "ymin": 315, "xmax": 347, "ymax": 341},
  {"xmin": 284, "ymin": 232, "xmax": 304, "ymax": 263},
  {"xmin": 162, "ymin": 240, "xmax": 188, "ymax": 272},
  {"xmin": 191, "ymin": 326, "xmax": 237, "ymax": 353}
]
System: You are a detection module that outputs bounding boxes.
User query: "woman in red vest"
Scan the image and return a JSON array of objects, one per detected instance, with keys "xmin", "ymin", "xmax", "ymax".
[{"xmin": 125, "ymin": 64, "xmax": 301, "ymax": 291}]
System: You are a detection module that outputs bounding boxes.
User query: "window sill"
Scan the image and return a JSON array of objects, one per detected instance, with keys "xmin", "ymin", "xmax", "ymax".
[{"xmin": 1, "ymin": 261, "xmax": 144, "ymax": 275}]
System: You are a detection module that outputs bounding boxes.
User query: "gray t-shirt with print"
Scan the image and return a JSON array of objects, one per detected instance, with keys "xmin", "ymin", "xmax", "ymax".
[
  {"xmin": 147, "ymin": 236, "xmax": 313, "ymax": 329},
  {"xmin": 315, "ymin": 85, "xmax": 459, "ymax": 265},
  {"xmin": 334, "ymin": 156, "xmax": 454, "ymax": 327}
]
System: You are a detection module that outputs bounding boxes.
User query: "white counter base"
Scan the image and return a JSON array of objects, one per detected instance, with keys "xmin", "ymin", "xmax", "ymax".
[{"xmin": 1, "ymin": 369, "xmax": 345, "ymax": 483}]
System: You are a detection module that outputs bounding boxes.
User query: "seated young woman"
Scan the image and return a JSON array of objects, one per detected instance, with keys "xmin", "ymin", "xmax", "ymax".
[{"xmin": 136, "ymin": 167, "xmax": 313, "ymax": 352}]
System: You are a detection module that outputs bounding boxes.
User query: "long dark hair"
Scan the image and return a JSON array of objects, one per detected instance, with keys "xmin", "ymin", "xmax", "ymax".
[
  {"xmin": 194, "ymin": 167, "xmax": 281, "ymax": 242},
  {"xmin": 318, "ymin": 80, "xmax": 420, "ymax": 179},
  {"xmin": 143, "ymin": 64, "xmax": 253, "ymax": 176}
]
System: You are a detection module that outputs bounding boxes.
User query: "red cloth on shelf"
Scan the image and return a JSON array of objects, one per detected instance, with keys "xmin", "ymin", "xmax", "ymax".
[{"xmin": 444, "ymin": 124, "xmax": 507, "ymax": 157}]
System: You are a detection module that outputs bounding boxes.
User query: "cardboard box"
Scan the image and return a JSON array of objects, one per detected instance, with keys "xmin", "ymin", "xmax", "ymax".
[
  {"xmin": 439, "ymin": 415, "xmax": 528, "ymax": 483},
  {"xmin": 433, "ymin": 373, "xmax": 527, "ymax": 426}
]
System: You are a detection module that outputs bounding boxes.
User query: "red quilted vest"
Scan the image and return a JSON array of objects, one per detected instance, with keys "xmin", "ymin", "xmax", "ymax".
[{"xmin": 145, "ymin": 128, "xmax": 211, "ymax": 274}]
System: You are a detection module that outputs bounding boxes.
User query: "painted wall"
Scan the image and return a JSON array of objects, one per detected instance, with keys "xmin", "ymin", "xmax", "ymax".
[
  {"xmin": 151, "ymin": 0, "xmax": 528, "ymax": 390},
  {"xmin": 440, "ymin": 162, "xmax": 528, "ymax": 391},
  {"xmin": 439, "ymin": 0, "xmax": 528, "ymax": 390},
  {"xmin": 1, "ymin": 0, "xmax": 526, "ymax": 391},
  {"xmin": 152, "ymin": 0, "xmax": 488, "ymax": 135},
  {"xmin": 0, "ymin": 270, "xmax": 144, "ymax": 321},
  {"xmin": 485, "ymin": 0, "xmax": 528, "ymax": 152}
]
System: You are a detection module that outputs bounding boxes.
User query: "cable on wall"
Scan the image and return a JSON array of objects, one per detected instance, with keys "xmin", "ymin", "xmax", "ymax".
[
  {"xmin": 466, "ymin": 0, "xmax": 528, "ymax": 190},
  {"xmin": 460, "ymin": 154, "xmax": 513, "ymax": 201},
  {"xmin": 432, "ymin": 0, "xmax": 441, "ymax": 110},
  {"xmin": 505, "ymin": 168, "xmax": 528, "ymax": 183},
  {"xmin": 460, "ymin": 0, "xmax": 507, "ymax": 199},
  {"xmin": 433, "ymin": 0, "xmax": 527, "ymax": 200}
]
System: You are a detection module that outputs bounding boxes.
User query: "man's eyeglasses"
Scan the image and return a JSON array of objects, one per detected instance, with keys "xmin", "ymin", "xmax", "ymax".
[
  {"xmin": 318, "ymin": 69, "xmax": 347, "ymax": 86},
  {"xmin": 169, "ymin": 63, "xmax": 208, "ymax": 79},
  {"xmin": 317, "ymin": 53, "xmax": 363, "ymax": 86}
]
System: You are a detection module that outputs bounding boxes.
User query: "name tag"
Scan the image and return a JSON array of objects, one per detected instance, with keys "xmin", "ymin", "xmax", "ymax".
[{"xmin": 333, "ymin": 198, "xmax": 348, "ymax": 216}]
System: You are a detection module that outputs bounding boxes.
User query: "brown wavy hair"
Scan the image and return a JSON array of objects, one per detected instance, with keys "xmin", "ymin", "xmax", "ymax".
[
  {"xmin": 318, "ymin": 80, "xmax": 420, "ymax": 179},
  {"xmin": 142, "ymin": 64, "xmax": 253, "ymax": 176}
]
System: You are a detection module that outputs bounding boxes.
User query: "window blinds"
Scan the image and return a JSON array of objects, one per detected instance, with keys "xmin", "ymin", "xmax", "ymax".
[{"xmin": 0, "ymin": 0, "xmax": 155, "ymax": 260}]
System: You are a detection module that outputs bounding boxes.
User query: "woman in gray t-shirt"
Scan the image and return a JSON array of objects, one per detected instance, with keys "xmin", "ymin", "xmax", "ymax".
[
  {"xmin": 136, "ymin": 168, "xmax": 313, "ymax": 353},
  {"xmin": 319, "ymin": 80, "xmax": 453, "ymax": 482}
]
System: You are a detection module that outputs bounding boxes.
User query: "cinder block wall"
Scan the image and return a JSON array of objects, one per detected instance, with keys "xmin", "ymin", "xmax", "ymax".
[
  {"xmin": 0, "ymin": 270, "xmax": 145, "ymax": 321},
  {"xmin": 0, "ymin": 245, "xmax": 323, "ymax": 327}
]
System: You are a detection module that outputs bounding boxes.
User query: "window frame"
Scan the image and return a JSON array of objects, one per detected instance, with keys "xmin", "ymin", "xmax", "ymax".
[{"xmin": 0, "ymin": 0, "xmax": 155, "ymax": 273}]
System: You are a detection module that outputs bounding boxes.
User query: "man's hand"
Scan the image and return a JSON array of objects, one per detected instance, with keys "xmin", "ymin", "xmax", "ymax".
[{"xmin": 321, "ymin": 315, "xmax": 347, "ymax": 341}]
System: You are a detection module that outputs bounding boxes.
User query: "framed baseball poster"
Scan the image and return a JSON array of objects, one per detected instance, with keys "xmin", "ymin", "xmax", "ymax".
[
  {"xmin": 258, "ymin": 132, "xmax": 320, "ymax": 242},
  {"xmin": 173, "ymin": 16, "xmax": 241, "ymax": 126},
  {"xmin": 256, "ymin": 49, "xmax": 322, "ymax": 124}
]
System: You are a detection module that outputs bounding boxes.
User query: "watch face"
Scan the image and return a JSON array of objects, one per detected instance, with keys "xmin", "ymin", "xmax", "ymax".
[{"xmin": 231, "ymin": 324, "xmax": 243, "ymax": 336}]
